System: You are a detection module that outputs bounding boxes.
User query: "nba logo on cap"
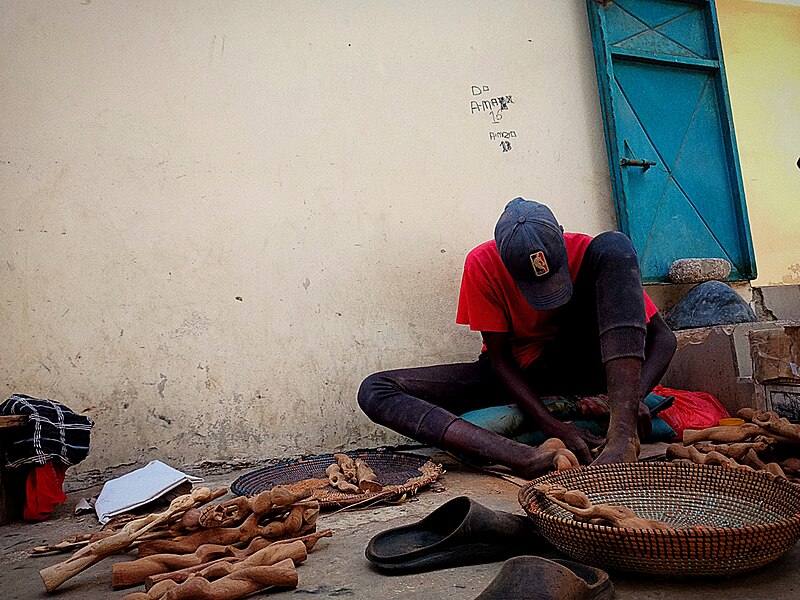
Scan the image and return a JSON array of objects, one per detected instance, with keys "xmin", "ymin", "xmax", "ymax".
[{"xmin": 530, "ymin": 251, "xmax": 549, "ymax": 277}]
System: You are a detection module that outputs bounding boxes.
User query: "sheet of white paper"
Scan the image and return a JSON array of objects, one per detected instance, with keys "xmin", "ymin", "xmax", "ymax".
[{"xmin": 94, "ymin": 460, "xmax": 203, "ymax": 524}]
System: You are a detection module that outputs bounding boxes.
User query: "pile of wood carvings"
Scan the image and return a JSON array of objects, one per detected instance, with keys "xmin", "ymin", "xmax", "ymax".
[
  {"xmin": 37, "ymin": 485, "xmax": 331, "ymax": 599},
  {"xmin": 666, "ymin": 408, "xmax": 800, "ymax": 484}
]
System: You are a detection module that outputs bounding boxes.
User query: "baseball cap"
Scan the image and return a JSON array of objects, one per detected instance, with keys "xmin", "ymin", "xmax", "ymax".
[{"xmin": 494, "ymin": 197, "xmax": 572, "ymax": 310}]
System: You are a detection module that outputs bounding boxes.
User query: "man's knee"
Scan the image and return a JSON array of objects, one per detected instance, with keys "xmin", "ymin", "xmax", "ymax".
[
  {"xmin": 587, "ymin": 231, "xmax": 638, "ymax": 265},
  {"xmin": 357, "ymin": 371, "xmax": 394, "ymax": 419}
]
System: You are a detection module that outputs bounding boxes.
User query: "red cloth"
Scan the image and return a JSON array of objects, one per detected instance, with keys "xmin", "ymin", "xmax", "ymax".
[
  {"xmin": 654, "ymin": 385, "xmax": 730, "ymax": 439},
  {"xmin": 456, "ymin": 235, "xmax": 659, "ymax": 369},
  {"xmin": 23, "ymin": 461, "xmax": 67, "ymax": 521}
]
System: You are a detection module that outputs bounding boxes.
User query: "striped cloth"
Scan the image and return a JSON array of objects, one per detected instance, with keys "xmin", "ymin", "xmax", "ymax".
[{"xmin": 0, "ymin": 394, "xmax": 94, "ymax": 469}]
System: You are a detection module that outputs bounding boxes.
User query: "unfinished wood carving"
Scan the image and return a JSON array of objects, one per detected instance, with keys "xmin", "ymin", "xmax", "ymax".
[
  {"xmin": 535, "ymin": 483, "xmax": 672, "ymax": 530},
  {"xmin": 737, "ymin": 408, "xmax": 800, "ymax": 443},
  {"xmin": 692, "ymin": 438, "xmax": 772, "ymax": 460},
  {"xmin": 354, "ymin": 459, "xmax": 382, "ymax": 492},
  {"xmin": 781, "ymin": 457, "xmax": 800, "ymax": 476},
  {"xmin": 540, "ymin": 437, "xmax": 581, "ymax": 470},
  {"xmin": 113, "ymin": 537, "xmax": 308, "ymax": 589},
  {"xmin": 143, "ymin": 530, "xmax": 332, "ymax": 589},
  {"xmin": 122, "ymin": 558, "xmax": 299, "ymax": 600},
  {"xmin": 198, "ymin": 497, "xmax": 252, "ymax": 529},
  {"xmin": 671, "ymin": 409, "xmax": 798, "ymax": 483},
  {"xmin": 683, "ymin": 424, "xmax": 781, "ymax": 445},
  {"xmin": 668, "ymin": 442, "xmax": 788, "ymax": 478},
  {"xmin": 326, "ymin": 463, "xmax": 361, "ymax": 493},
  {"xmin": 39, "ymin": 487, "xmax": 226, "ymax": 593},
  {"xmin": 38, "ymin": 484, "xmax": 327, "ymax": 597},
  {"xmin": 136, "ymin": 498, "xmax": 319, "ymax": 557},
  {"xmin": 333, "ymin": 454, "xmax": 357, "ymax": 481},
  {"xmin": 325, "ymin": 454, "xmax": 384, "ymax": 493}
]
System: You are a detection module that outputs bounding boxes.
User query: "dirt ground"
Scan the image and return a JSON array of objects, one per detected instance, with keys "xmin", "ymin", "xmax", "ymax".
[{"xmin": 1, "ymin": 453, "xmax": 799, "ymax": 600}]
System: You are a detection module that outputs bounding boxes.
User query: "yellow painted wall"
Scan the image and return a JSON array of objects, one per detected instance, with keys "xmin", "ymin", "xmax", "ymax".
[{"xmin": 717, "ymin": 0, "xmax": 800, "ymax": 285}]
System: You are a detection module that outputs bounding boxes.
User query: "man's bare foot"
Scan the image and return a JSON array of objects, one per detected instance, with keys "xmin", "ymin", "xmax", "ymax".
[{"xmin": 591, "ymin": 436, "xmax": 640, "ymax": 466}]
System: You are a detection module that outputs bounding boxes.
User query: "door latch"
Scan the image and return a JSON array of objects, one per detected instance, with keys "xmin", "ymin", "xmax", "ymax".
[{"xmin": 620, "ymin": 157, "xmax": 657, "ymax": 172}]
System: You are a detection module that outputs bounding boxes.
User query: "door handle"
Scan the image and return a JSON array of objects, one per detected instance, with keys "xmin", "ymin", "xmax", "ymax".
[{"xmin": 620, "ymin": 157, "xmax": 657, "ymax": 172}]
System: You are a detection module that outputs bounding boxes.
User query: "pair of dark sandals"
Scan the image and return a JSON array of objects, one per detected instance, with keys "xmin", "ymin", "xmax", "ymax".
[{"xmin": 365, "ymin": 496, "xmax": 613, "ymax": 600}]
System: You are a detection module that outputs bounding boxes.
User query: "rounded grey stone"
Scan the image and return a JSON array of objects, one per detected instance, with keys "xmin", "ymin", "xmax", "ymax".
[
  {"xmin": 665, "ymin": 280, "xmax": 756, "ymax": 330},
  {"xmin": 668, "ymin": 258, "xmax": 732, "ymax": 284}
]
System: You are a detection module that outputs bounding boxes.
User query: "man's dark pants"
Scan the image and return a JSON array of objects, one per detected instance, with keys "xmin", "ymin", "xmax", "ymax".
[{"xmin": 357, "ymin": 232, "xmax": 648, "ymax": 447}]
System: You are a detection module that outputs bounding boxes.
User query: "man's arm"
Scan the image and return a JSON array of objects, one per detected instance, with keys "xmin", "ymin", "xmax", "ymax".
[
  {"xmin": 633, "ymin": 312, "xmax": 678, "ymax": 438},
  {"xmin": 641, "ymin": 312, "xmax": 677, "ymax": 398},
  {"xmin": 482, "ymin": 331, "xmax": 600, "ymax": 464}
]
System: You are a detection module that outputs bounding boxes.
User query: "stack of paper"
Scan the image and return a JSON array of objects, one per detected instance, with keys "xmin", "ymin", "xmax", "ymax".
[{"xmin": 95, "ymin": 460, "xmax": 203, "ymax": 524}]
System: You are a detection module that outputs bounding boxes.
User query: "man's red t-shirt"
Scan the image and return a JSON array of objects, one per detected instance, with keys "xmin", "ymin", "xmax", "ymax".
[{"xmin": 456, "ymin": 234, "xmax": 659, "ymax": 369}]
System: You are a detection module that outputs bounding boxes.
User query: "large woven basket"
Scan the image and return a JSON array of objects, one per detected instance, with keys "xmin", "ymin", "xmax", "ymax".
[
  {"xmin": 231, "ymin": 450, "xmax": 442, "ymax": 509},
  {"xmin": 519, "ymin": 462, "xmax": 800, "ymax": 577}
]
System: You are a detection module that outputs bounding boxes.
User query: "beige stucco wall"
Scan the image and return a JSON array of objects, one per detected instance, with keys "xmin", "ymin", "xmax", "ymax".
[{"xmin": 0, "ymin": 1, "xmax": 616, "ymax": 480}]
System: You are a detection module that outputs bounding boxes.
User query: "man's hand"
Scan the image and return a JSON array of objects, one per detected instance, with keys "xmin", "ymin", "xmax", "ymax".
[
  {"xmin": 637, "ymin": 401, "xmax": 653, "ymax": 439},
  {"xmin": 539, "ymin": 419, "xmax": 603, "ymax": 465}
]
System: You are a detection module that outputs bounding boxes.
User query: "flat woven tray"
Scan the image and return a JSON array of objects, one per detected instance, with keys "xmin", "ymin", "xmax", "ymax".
[
  {"xmin": 231, "ymin": 450, "xmax": 443, "ymax": 509},
  {"xmin": 519, "ymin": 461, "xmax": 800, "ymax": 577}
]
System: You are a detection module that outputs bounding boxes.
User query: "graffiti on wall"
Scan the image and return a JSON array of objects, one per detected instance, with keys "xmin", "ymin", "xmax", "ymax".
[{"xmin": 470, "ymin": 85, "xmax": 516, "ymax": 153}]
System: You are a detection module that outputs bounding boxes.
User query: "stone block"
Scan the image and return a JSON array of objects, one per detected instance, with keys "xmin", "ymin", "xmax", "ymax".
[{"xmin": 668, "ymin": 258, "xmax": 732, "ymax": 284}]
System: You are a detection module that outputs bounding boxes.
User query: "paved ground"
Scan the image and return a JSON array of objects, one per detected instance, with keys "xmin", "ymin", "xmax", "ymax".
[{"xmin": 1, "ymin": 452, "xmax": 799, "ymax": 599}]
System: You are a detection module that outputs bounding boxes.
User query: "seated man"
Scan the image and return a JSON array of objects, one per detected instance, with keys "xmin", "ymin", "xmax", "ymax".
[{"xmin": 358, "ymin": 198, "xmax": 677, "ymax": 478}]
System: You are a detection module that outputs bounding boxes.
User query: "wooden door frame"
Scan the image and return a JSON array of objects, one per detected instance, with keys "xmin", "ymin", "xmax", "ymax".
[{"xmin": 586, "ymin": 0, "xmax": 756, "ymax": 282}]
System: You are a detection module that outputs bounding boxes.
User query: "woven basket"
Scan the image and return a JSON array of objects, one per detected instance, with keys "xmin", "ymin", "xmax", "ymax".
[
  {"xmin": 519, "ymin": 462, "xmax": 800, "ymax": 576},
  {"xmin": 231, "ymin": 450, "xmax": 442, "ymax": 509}
]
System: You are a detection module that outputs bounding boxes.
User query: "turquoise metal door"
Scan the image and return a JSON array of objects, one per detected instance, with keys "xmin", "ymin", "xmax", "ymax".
[{"xmin": 587, "ymin": 0, "xmax": 756, "ymax": 282}]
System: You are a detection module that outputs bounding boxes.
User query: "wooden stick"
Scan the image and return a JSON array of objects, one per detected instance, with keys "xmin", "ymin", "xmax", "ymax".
[
  {"xmin": 39, "ymin": 487, "xmax": 223, "ymax": 593},
  {"xmin": 0, "ymin": 415, "xmax": 27, "ymax": 428},
  {"xmin": 30, "ymin": 533, "xmax": 106, "ymax": 555},
  {"xmin": 32, "ymin": 488, "xmax": 230, "ymax": 557}
]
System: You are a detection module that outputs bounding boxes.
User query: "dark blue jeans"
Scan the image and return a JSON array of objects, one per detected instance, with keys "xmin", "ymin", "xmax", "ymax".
[{"xmin": 357, "ymin": 232, "xmax": 648, "ymax": 447}]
